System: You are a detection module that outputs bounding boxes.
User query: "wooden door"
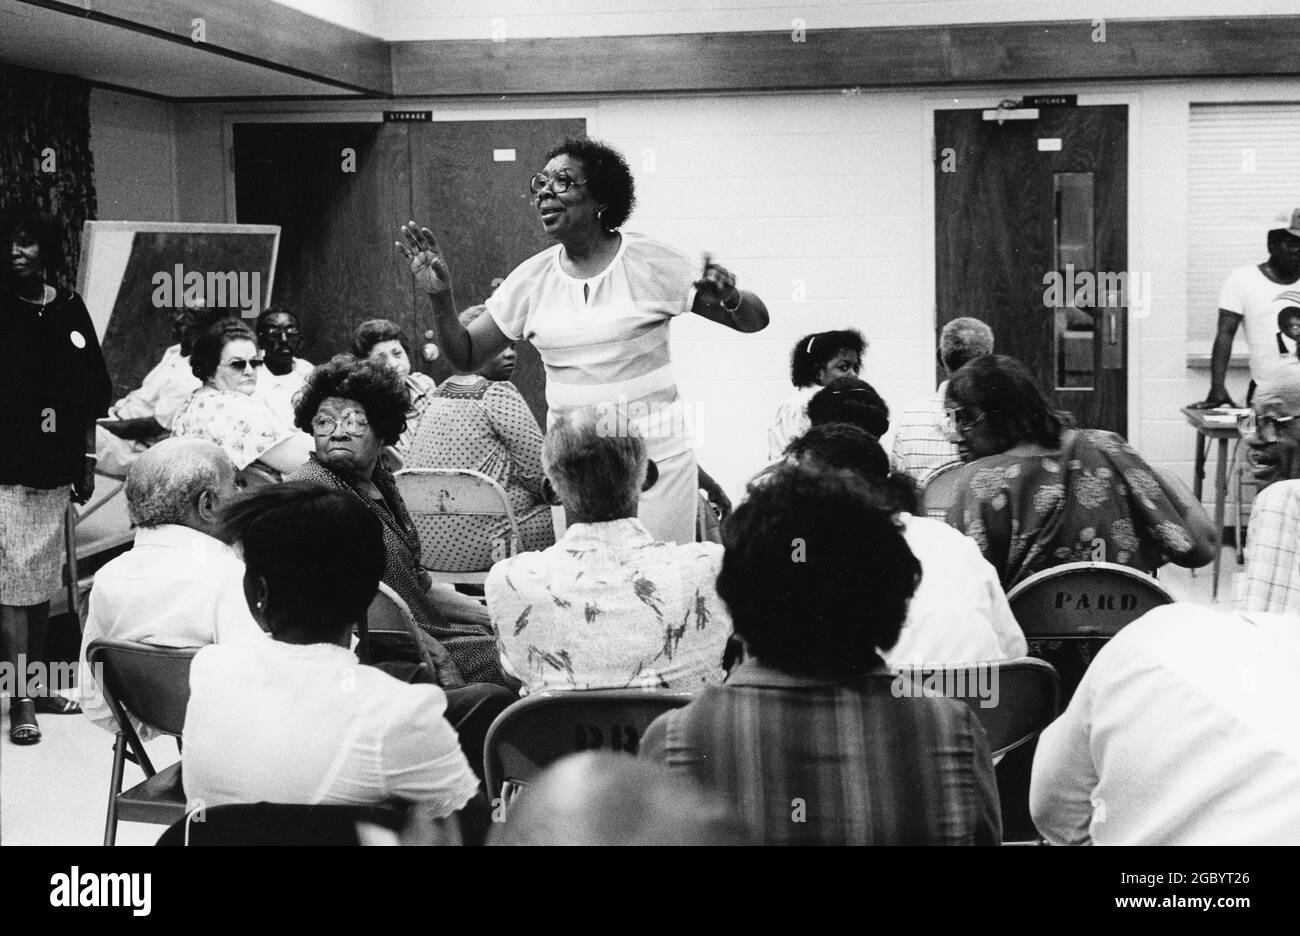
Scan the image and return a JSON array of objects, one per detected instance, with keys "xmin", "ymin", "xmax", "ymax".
[
  {"xmin": 935, "ymin": 105, "xmax": 1128, "ymax": 433},
  {"xmin": 408, "ymin": 118, "xmax": 585, "ymax": 427},
  {"xmin": 233, "ymin": 123, "xmax": 415, "ymax": 367}
]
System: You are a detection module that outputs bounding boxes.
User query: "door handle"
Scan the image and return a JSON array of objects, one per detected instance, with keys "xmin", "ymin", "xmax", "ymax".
[{"xmin": 1102, "ymin": 308, "xmax": 1124, "ymax": 369}]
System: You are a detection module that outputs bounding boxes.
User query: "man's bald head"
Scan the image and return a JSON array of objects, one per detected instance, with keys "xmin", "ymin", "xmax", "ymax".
[
  {"xmin": 488, "ymin": 752, "xmax": 750, "ymax": 846},
  {"xmin": 125, "ymin": 437, "xmax": 236, "ymax": 531}
]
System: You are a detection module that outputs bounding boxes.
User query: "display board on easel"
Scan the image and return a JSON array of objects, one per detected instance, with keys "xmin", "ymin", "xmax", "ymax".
[{"xmin": 78, "ymin": 221, "xmax": 280, "ymax": 400}]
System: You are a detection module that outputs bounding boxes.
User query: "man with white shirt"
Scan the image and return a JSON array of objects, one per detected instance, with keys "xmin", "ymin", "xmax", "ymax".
[
  {"xmin": 252, "ymin": 306, "xmax": 314, "ymax": 429},
  {"xmin": 79, "ymin": 437, "xmax": 261, "ymax": 735},
  {"xmin": 891, "ymin": 317, "xmax": 994, "ymax": 486},
  {"xmin": 1193, "ymin": 207, "xmax": 1300, "ymax": 409},
  {"xmin": 1030, "ymin": 603, "xmax": 1300, "ymax": 845}
]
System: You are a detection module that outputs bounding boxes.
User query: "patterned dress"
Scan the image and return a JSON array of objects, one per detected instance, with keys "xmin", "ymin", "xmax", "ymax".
[
  {"xmin": 946, "ymin": 429, "xmax": 1203, "ymax": 590},
  {"xmin": 171, "ymin": 386, "xmax": 295, "ymax": 471},
  {"xmin": 406, "ymin": 375, "xmax": 554, "ymax": 570}
]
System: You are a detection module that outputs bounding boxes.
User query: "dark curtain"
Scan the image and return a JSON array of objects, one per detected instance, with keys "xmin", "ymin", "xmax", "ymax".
[{"xmin": 0, "ymin": 62, "xmax": 96, "ymax": 289}]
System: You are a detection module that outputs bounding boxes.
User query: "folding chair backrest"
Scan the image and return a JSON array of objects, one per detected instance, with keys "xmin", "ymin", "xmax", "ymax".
[
  {"xmin": 235, "ymin": 462, "xmax": 280, "ymax": 492},
  {"xmin": 361, "ymin": 582, "xmax": 436, "ymax": 673},
  {"xmin": 394, "ymin": 468, "xmax": 522, "ymax": 577},
  {"xmin": 157, "ymin": 802, "xmax": 408, "ymax": 846},
  {"xmin": 1006, "ymin": 561, "xmax": 1175, "ymax": 640},
  {"xmin": 484, "ymin": 690, "xmax": 693, "ymax": 804},
  {"xmin": 892, "ymin": 658, "xmax": 1060, "ymax": 758},
  {"xmin": 86, "ymin": 638, "xmax": 198, "ymax": 738},
  {"xmin": 920, "ymin": 461, "xmax": 964, "ymax": 520}
]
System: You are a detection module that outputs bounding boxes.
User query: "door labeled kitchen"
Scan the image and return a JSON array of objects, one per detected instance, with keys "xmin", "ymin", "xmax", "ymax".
[{"xmin": 935, "ymin": 104, "xmax": 1129, "ymax": 433}]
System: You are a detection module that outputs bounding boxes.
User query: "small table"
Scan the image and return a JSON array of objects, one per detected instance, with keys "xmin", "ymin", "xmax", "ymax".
[{"xmin": 1181, "ymin": 406, "xmax": 1246, "ymax": 599}]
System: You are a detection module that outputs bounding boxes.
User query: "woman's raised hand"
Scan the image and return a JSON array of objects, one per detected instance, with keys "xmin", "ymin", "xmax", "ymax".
[{"xmin": 396, "ymin": 222, "xmax": 452, "ymax": 295}]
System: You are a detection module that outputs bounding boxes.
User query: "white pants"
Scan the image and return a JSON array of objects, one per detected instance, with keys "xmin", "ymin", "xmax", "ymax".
[{"xmin": 637, "ymin": 449, "xmax": 699, "ymax": 545}]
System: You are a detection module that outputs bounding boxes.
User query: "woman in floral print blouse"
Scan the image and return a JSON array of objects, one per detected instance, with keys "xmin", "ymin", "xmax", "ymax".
[{"xmin": 943, "ymin": 354, "xmax": 1216, "ymax": 590}]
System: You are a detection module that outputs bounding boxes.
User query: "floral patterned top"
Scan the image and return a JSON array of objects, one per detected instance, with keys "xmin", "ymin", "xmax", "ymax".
[
  {"xmin": 171, "ymin": 386, "xmax": 294, "ymax": 471},
  {"xmin": 946, "ymin": 429, "xmax": 1201, "ymax": 589},
  {"xmin": 486, "ymin": 518, "xmax": 732, "ymax": 695}
]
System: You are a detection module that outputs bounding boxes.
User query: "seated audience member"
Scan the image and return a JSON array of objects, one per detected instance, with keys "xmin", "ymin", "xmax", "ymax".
[
  {"xmin": 407, "ymin": 304, "xmax": 554, "ymax": 566},
  {"xmin": 1236, "ymin": 478, "xmax": 1300, "ymax": 613},
  {"xmin": 171, "ymin": 318, "xmax": 313, "ymax": 476},
  {"xmin": 79, "ymin": 438, "xmax": 262, "ymax": 737},
  {"xmin": 768, "ymin": 329, "xmax": 866, "ymax": 459},
  {"xmin": 94, "ymin": 300, "xmax": 220, "ymax": 474},
  {"xmin": 641, "ymin": 464, "xmax": 1001, "ymax": 845},
  {"xmin": 487, "ymin": 408, "xmax": 732, "ymax": 694},
  {"xmin": 252, "ymin": 306, "xmax": 314, "ymax": 430},
  {"xmin": 182, "ymin": 482, "xmax": 481, "ymax": 814},
  {"xmin": 352, "ymin": 318, "xmax": 436, "ymax": 457},
  {"xmin": 785, "ymin": 424, "xmax": 1025, "ymax": 665},
  {"xmin": 806, "ymin": 375, "xmax": 890, "ymax": 437},
  {"xmin": 489, "ymin": 753, "xmax": 751, "ymax": 846},
  {"xmin": 1030, "ymin": 603, "xmax": 1300, "ymax": 844},
  {"xmin": 288, "ymin": 354, "xmax": 511, "ymax": 687},
  {"xmin": 1244, "ymin": 383, "xmax": 1300, "ymax": 489},
  {"xmin": 891, "ymin": 316, "xmax": 994, "ymax": 486},
  {"xmin": 945, "ymin": 354, "xmax": 1216, "ymax": 589}
]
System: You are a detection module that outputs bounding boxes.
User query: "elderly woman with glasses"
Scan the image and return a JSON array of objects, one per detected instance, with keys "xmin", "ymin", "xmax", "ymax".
[
  {"xmin": 944, "ymin": 354, "xmax": 1216, "ymax": 590},
  {"xmin": 397, "ymin": 136, "xmax": 769, "ymax": 546},
  {"xmin": 287, "ymin": 354, "xmax": 512, "ymax": 689},
  {"xmin": 171, "ymin": 318, "xmax": 313, "ymax": 476}
]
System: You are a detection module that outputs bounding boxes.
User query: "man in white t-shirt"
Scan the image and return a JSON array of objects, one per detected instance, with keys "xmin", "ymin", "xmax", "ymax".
[
  {"xmin": 252, "ymin": 307, "xmax": 314, "ymax": 429},
  {"xmin": 1193, "ymin": 207, "xmax": 1300, "ymax": 408}
]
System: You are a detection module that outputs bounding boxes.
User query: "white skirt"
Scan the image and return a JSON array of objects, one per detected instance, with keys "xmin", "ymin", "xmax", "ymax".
[{"xmin": 0, "ymin": 484, "xmax": 68, "ymax": 606}]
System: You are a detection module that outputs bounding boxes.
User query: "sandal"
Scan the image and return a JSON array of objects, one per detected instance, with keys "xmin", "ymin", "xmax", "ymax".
[
  {"xmin": 9, "ymin": 698, "xmax": 41, "ymax": 745},
  {"xmin": 33, "ymin": 694, "xmax": 81, "ymax": 715}
]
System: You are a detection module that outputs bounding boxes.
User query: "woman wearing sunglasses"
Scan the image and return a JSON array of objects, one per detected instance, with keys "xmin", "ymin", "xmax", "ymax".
[
  {"xmin": 171, "ymin": 318, "xmax": 312, "ymax": 477},
  {"xmin": 397, "ymin": 136, "xmax": 769, "ymax": 546},
  {"xmin": 943, "ymin": 354, "xmax": 1216, "ymax": 590}
]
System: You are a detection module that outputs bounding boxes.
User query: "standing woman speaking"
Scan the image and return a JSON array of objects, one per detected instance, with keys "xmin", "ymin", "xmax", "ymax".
[
  {"xmin": 398, "ymin": 137, "xmax": 769, "ymax": 544},
  {"xmin": 1, "ymin": 208, "xmax": 112, "ymax": 744}
]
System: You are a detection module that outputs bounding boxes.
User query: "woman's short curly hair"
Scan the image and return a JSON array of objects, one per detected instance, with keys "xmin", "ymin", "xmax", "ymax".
[
  {"xmin": 807, "ymin": 377, "xmax": 890, "ymax": 437},
  {"xmin": 351, "ymin": 318, "xmax": 409, "ymax": 359},
  {"xmin": 718, "ymin": 463, "xmax": 920, "ymax": 678},
  {"xmin": 190, "ymin": 318, "xmax": 256, "ymax": 382},
  {"xmin": 293, "ymin": 354, "xmax": 409, "ymax": 446},
  {"xmin": 945, "ymin": 354, "xmax": 1063, "ymax": 452},
  {"xmin": 545, "ymin": 137, "xmax": 636, "ymax": 231}
]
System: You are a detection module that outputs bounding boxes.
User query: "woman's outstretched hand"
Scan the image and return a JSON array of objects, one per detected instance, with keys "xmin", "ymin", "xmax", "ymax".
[{"xmin": 396, "ymin": 222, "xmax": 453, "ymax": 296}]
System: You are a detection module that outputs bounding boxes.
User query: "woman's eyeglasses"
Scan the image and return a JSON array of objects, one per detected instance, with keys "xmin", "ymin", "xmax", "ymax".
[
  {"xmin": 942, "ymin": 407, "xmax": 993, "ymax": 437},
  {"xmin": 221, "ymin": 358, "xmax": 264, "ymax": 373},
  {"xmin": 311, "ymin": 412, "xmax": 370, "ymax": 436},
  {"xmin": 529, "ymin": 171, "xmax": 587, "ymax": 195}
]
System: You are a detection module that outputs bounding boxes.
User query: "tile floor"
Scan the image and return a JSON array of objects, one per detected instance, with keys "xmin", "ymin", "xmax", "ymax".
[{"xmin": 0, "ymin": 547, "xmax": 1243, "ymax": 847}]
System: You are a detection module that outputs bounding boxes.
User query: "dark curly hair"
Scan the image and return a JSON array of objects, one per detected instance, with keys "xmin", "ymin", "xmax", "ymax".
[
  {"xmin": 718, "ymin": 463, "xmax": 920, "ymax": 678},
  {"xmin": 351, "ymin": 318, "xmax": 409, "ymax": 359},
  {"xmin": 789, "ymin": 329, "xmax": 867, "ymax": 387},
  {"xmin": 945, "ymin": 354, "xmax": 1063, "ymax": 452},
  {"xmin": 544, "ymin": 137, "xmax": 636, "ymax": 231},
  {"xmin": 807, "ymin": 377, "xmax": 890, "ymax": 437},
  {"xmin": 785, "ymin": 423, "xmax": 919, "ymax": 515},
  {"xmin": 293, "ymin": 354, "xmax": 408, "ymax": 446},
  {"xmin": 190, "ymin": 318, "xmax": 257, "ymax": 382}
]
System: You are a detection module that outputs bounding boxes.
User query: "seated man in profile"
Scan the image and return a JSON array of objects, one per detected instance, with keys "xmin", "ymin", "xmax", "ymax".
[
  {"xmin": 487, "ymin": 408, "xmax": 732, "ymax": 694},
  {"xmin": 1245, "ymin": 383, "xmax": 1300, "ymax": 489},
  {"xmin": 80, "ymin": 437, "xmax": 262, "ymax": 735},
  {"xmin": 1030, "ymin": 603, "xmax": 1300, "ymax": 844},
  {"xmin": 252, "ymin": 305, "xmax": 314, "ymax": 429},
  {"xmin": 640, "ymin": 464, "xmax": 1001, "ymax": 845}
]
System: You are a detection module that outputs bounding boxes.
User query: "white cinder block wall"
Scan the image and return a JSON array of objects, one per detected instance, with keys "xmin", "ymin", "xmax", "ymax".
[{"xmin": 93, "ymin": 74, "xmax": 1300, "ymax": 506}]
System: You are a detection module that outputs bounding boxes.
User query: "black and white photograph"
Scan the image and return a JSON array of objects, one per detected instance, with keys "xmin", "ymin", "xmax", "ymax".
[{"xmin": 0, "ymin": 0, "xmax": 1294, "ymax": 890}]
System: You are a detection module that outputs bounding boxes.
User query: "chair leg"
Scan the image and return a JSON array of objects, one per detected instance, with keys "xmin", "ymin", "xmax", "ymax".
[
  {"xmin": 104, "ymin": 732, "xmax": 127, "ymax": 846},
  {"xmin": 1234, "ymin": 464, "xmax": 1245, "ymax": 566}
]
